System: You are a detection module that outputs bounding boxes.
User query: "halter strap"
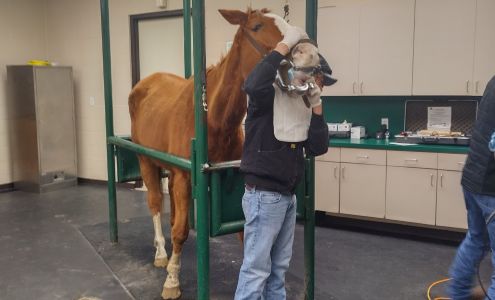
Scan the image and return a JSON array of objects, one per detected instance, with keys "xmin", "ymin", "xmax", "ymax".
[{"xmin": 242, "ymin": 29, "xmax": 268, "ymax": 57}]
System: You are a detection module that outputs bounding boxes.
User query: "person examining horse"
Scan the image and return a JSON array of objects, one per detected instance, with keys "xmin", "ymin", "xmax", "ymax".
[
  {"xmin": 235, "ymin": 20, "xmax": 336, "ymax": 299},
  {"xmin": 129, "ymin": 8, "xmax": 334, "ymax": 299}
]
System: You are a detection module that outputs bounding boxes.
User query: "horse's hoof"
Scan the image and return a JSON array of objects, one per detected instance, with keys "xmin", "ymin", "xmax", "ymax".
[
  {"xmin": 154, "ymin": 256, "xmax": 169, "ymax": 268},
  {"xmin": 161, "ymin": 286, "xmax": 181, "ymax": 299}
]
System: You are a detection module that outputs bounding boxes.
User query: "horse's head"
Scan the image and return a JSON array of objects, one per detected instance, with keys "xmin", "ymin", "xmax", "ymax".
[{"xmin": 218, "ymin": 8, "xmax": 288, "ymax": 79}]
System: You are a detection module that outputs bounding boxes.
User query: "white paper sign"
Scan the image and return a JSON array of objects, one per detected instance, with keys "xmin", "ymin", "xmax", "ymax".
[{"xmin": 427, "ymin": 107, "xmax": 452, "ymax": 131}]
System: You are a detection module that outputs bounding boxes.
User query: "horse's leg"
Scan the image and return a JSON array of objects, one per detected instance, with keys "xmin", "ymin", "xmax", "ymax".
[
  {"xmin": 139, "ymin": 157, "xmax": 168, "ymax": 268},
  {"xmin": 162, "ymin": 170, "xmax": 190, "ymax": 300},
  {"xmin": 168, "ymin": 172, "xmax": 176, "ymax": 229}
]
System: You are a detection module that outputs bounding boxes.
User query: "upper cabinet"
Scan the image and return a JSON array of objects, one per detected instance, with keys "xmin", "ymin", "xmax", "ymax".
[
  {"xmin": 318, "ymin": 0, "xmax": 495, "ymax": 97},
  {"xmin": 318, "ymin": 0, "xmax": 360, "ymax": 96},
  {"xmin": 318, "ymin": 0, "xmax": 415, "ymax": 96},
  {"xmin": 413, "ymin": 0, "xmax": 495, "ymax": 96},
  {"xmin": 473, "ymin": 0, "xmax": 495, "ymax": 96},
  {"xmin": 413, "ymin": 0, "xmax": 476, "ymax": 95}
]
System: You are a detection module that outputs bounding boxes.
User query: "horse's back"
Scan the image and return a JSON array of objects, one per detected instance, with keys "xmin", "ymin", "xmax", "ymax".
[
  {"xmin": 129, "ymin": 72, "xmax": 194, "ymax": 160},
  {"xmin": 129, "ymin": 72, "xmax": 187, "ymax": 117}
]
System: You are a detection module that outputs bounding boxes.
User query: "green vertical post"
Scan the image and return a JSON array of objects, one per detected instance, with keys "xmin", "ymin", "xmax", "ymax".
[
  {"xmin": 100, "ymin": 0, "xmax": 118, "ymax": 243},
  {"xmin": 305, "ymin": 1, "xmax": 317, "ymax": 299},
  {"xmin": 183, "ymin": 0, "xmax": 192, "ymax": 78},
  {"xmin": 192, "ymin": 0, "xmax": 209, "ymax": 299},
  {"xmin": 183, "ymin": 0, "xmax": 194, "ymax": 230}
]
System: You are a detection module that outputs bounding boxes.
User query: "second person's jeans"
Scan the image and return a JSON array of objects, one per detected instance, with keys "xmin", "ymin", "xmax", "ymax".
[
  {"xmin": 448, "ymin": 188, "xmax": 495, "ymax": 299},
  {"xmin": 235, "ymin": 186, "xmax": 297, "ymax": 300}
]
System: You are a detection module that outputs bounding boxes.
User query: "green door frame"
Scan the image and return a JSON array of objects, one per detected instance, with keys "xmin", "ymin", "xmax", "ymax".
[{"xmin": 99, "ymin": 0, "xmax": 319, "ymax": 299}]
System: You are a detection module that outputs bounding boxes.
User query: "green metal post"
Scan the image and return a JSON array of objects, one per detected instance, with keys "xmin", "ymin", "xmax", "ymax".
[
  {"xmin": 183, "ymin": 0, "xmax": 192, "ymax": 78},
  {"xmin": 100, "ymin": 0, "xmax": 118, "ymax": 243},
  {"xmin": 305, "ymin": 1, "xmax": 318, "ymax": 299},
  {"xmin": 192, "ymin": 0, "xmax": 209, "ymax": 299},
  {"xmin": 189, "ymin": 139, "xmax": 197, "ymax": 230},
  {"xmin": 183, "ymin": 0, "xmax": 194, "ymax": 230}
]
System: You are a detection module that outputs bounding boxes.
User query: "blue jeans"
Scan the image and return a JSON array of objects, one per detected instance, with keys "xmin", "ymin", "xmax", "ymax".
[
  {"xmin": 448, "ymin": 188, "xmax": 495, "ymax": 299},
  {"xmin": 235, "ymin": 186, "xmax": 297, "ymax": 300}
]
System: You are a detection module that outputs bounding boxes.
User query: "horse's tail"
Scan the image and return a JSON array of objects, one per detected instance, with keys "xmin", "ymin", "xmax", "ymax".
[{"xmin": 128, "ymin": 84, "xmax": 147, "ymax": 121}]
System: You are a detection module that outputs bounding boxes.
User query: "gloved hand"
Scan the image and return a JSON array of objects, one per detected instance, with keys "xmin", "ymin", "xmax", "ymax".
[
  {"xmin": 306, "ymin": 81, "xmax": 322, "ymax": 108},
  {"xmin": 279, "ymin": 26, "xmax": 309, "ymax": 50}
]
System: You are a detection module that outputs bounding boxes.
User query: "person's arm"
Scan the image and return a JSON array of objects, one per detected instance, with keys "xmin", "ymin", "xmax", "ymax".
[
  {"xmin": 305, "ymin": 108, "xmax": 329, "ymax": 156},
  {"xmin": 304, "ymin": 83, "xmax": 328, "ymax": 156},
  {"xmin": 243, "ymin": 26, "xmax": 307, "ymax": 111},
  {"xmin": 243, "ymin": 51, "xmax": 285, "ymax": 101}
]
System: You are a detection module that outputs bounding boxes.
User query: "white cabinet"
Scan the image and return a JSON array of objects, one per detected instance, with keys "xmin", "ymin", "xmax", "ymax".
[
  {"xmin": 386, "ymin": 166, "xmax": 437, "ymax": 225},
  {"xmin": 340, "ymin": 163, "xmax": 386, "ymax": 218},
  {"xmin": 318, "ymin": 0, "xmax": 414, "ymax": 96},
  {"xmin": 413, "ymin": 0, "xmax": 495, "ymax": 96},
  {"xmin": 316, "ymin": 148, "xmax": 468, "ymax": 230},
  {"xmin": 318, "ymin": 0, "xmax": 360, "ymax": 96},
  {"xmin": 436, "ymin": 153, "xmax": 468, "ymax": 229},
  {"xmin": 437, "ymin": 170, "xmax": 467, "ymax": 229},
  {"xmin": 358, "ymin": 0, "xmax": 414, "ymax": 95},
  {"xmin": 473, "ymin": 0, "xmax": 495, "ymax": 96},
  {"xmin": 315, "ymin": 161, "xmax": 340, "ymax": 213}
]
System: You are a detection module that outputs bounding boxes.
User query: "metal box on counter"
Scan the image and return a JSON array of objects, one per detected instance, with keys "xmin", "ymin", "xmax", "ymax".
[{"xmin": 7, "ymin": 66, "xmax": 77, "ymax": 192}]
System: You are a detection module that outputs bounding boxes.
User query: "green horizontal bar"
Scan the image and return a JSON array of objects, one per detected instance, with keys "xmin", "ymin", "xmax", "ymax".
[
  {"xmin": 108, "ymin": 136, "xmax": 192, "ymax": 170},
  {"xmin": 211, "ymin": 220, "xmax": 245, "ymax": 237}
]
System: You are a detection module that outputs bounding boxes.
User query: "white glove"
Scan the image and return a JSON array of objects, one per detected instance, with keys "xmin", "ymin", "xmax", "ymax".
[
  {"xmin": 279, "ymin": 26, "xmax": 309, "ymax": 49},
  {"xmin": 307, "ymin": 83, "xmax": 322, "ymax": 108}
]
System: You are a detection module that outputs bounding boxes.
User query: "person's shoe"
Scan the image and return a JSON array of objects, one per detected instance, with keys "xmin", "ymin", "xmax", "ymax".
[{"xmin": 471, "ymin": 285, "xmax": 486, "ymax": 300}]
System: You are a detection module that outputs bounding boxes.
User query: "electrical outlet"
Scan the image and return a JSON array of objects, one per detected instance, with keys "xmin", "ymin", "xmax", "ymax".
[
  {"xmin": 381, "ymin": 118, "xmax": 389, "ymax": 129},
  {"xmin": 89, "ymin": 96, "xmax": 95, "ymax": 106}
]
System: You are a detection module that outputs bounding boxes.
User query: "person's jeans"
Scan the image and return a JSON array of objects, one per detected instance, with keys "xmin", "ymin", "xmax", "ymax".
[
  {"xmin": 448, "ymin": 188, "xmax": 495, "ymax": 300},
  {"xmin": 234, "ymin": 186, "xmax": 297, "ymax": 300}
]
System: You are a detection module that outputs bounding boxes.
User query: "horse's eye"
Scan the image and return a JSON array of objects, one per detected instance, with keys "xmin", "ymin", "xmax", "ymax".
[{"xmin": 252, "ymin": 23, "xmax": 263, "ymax": 32}]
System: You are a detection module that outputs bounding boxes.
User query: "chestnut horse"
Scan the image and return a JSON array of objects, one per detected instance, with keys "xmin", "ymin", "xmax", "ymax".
[{"xmin": 129, "ymin": 8, "xmax": 290, "ymax": 299}]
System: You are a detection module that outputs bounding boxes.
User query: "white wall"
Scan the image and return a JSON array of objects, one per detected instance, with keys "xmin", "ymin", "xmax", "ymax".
[
  {"xmin": 1, "ymin": 0, "xmax": 305, "ymax": 182},
  {"xmin": 0, "ymin": 0, "xmax": 47, "ymax": 184}
]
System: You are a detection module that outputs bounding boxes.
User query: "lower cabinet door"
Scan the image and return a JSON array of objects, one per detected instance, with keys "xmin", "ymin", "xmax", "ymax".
[
  {"xmin": 340, "ymin": 163, "xmax": 386, "ymax": 218},
  {"xmin": 437, "ymin": 171, "xmax": 467, "ymax": 229},
  {"xmin": 315, "ymin": 161, "xmax": 340, "ymax": 213},
  {"xmin": 386, "ymin": 166, "xmax": 437, "ymax": 225}
]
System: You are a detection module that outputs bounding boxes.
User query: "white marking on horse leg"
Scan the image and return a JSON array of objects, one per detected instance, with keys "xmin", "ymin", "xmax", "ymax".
[
  {"xmin": 265, "ymin": 13, "xmax": 290, "ymax": 36},
  {"xmin": 161, "ymin": 252, "xmax": 181, "ymax": 299},
  {"xmin": 153, "ymin": 213, "xmax": 168, "ymax": 267}
]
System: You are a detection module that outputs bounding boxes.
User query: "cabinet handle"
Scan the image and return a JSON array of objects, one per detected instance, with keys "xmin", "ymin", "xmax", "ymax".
[
  {"xmin": 352, "ymin": 82, "xmax": 356, "ymax": 94},
  {"xmin": 334, "ymin": 166, "xmax": 338, "ymax": 179},
  {"xmin": 342, "ymin": 167, "xmax": 345, "ymax": 179},
  {"xmin": 405, "ymin": 158, "xmax": 418, "ymax": 163},
  {"xmin": 440, "ymin": 173, "xmax": 443, "ymax": 188},
  {"xmin": 466, "ymin": 80, "xmax": 470, "ymax": 94},
  {"xmin": 475, "ymin": 81, "xmax": 479, "ymax": 94},
  {"xmin": 357, "ymin": 155, "xmax": 369, "ymax": 159},
  {"xmin": 360, "ymin": 82, "xmax": 364, "ymax": 94},
  {"xmin": 430, "ymin": 174, "xmax": 434, "ymax": 187}
]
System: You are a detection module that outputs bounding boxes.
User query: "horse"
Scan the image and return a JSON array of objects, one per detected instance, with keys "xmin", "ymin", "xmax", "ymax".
[{"xmin": 128, "ymin": 8, "xmax": 290, "ymax": 299}]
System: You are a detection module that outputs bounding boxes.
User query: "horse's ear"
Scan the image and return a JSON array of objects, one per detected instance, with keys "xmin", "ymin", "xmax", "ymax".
[{"xmin": 218, "ymin": 9, "xmax": 247, "ymax": 25}]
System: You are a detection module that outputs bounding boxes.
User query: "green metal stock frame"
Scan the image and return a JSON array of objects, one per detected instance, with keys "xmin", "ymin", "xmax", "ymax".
[{"xmin": 100, "ymin": 0, "xmax": 318, "ymax": 299}]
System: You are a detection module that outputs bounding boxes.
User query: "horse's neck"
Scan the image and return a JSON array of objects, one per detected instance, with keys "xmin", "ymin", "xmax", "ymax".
[{"xmin": 206, "ymin": 42, "xmax": 246, "ymax": 136}]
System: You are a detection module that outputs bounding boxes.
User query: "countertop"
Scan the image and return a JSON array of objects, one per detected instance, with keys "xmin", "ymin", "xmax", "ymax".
[{"xmin": 329, "ymin": 138, "xmax": 469, "ymax": 154}]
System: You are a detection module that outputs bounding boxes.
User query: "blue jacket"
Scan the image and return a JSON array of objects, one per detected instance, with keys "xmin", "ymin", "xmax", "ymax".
[
  {"xmin": 461, "ymin": 76, "xmax": 495, "ymax": 196},
  {"xmin": 240, "ymin": 51, "xmax": 329, "ymax": 195}
]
